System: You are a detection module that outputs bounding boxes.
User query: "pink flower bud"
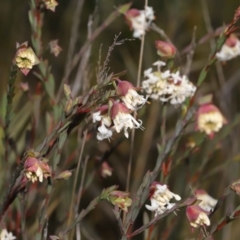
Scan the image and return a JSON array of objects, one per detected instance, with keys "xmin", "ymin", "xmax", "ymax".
[
  {"xmin": 155, "ymin": 40, "xmax": 177, "ymax": 58},
  {"xmin": 110, "ymin": 102, "xmax": 130, "ymax": 120},
  {"xmin": 116, "ymin": 80, "xmax": 137, "ymax": 96}
]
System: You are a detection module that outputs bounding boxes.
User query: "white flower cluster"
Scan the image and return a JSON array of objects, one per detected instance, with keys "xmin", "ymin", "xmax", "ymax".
[
  {"xmin": 142, "ymin": 61, "xmax": 196, "ymax": 105},
  {"xmin": 216, "ymin": 36, "xmax": 240, "ymax": 61},
  {"xmin": 93, "ymin": 100, "xmax": 145, "ymax": 141},
  {"xmin": 145, "ymin": 183, "xmax": 181, "ymax": 217},
  {"xmin": 128, "ymin": 6, "xmax": 154, "ymax": 38},
  {"xmin": 92, "ymin": 79, "xmax": 147, "ymax": 141},
  {"xmin": 0, "ymin": 229, "xmax": 16, "ymax": 240}
]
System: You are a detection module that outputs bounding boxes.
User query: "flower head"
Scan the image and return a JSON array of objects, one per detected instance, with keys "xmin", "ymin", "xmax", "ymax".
[
  {"xmin": 186, "ymin": 205, "xmax": 210, "ymax": 228},
  {"xmin": 111, "ymin": 102, "xmax": 143, "ymax": 138},
  {"xmin": 43, "ymin": 0, "xmax": 58, "ymax": 12},
  {"xmin": 116, "ymin": 79, "xmax": 147, "ymax": 110},
  {"xmin": 0, "ymin": 229, "xmax": 16, "ymax": 240},
  {"xmin": 216, "ymin": 34, "xmax": 240, "ymax": 61},
  {"xmin": 155, "ymin": 40, "xmax": 177, "ymax": 58},
  {"xmin": 194, "ymin": 189, "xmax": 217, "ymax": 212},
  {"xmin": 49, "ymin": 40, "xmax": 62, "ymax": 57},
  {"xmin": 24, "ymin": 156, "xmax": 51, "ymax": 183},
  {"xmin": 196, "ymin": 103, "xmax": 227, "ymax": 138},
  {"xmin": 145, "ymin": 182, "xmax": 181, "ymax": 216},
  {"xmin": 108, "ymin": 190, "xmax": 132, "ymax": 212},
  {"xmin": 14, "ymin": 42, "xmax": 39, "ymax": 76},
  {"xmin": 142, "ymin": 63, "xmax": 196, "ymax": 105},
  {"xmin": 125, "ymin": 6, "xmax": 154, "ymax": 38}
]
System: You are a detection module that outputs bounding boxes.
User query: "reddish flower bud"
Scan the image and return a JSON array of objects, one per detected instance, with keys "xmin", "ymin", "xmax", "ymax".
[
  {"xmin": 110, "ymin": 102, "xmax": 130, "ymax": 120},
  {"xmin": 155, "ymin": 40, "xmax": 177, "ymax": 58}
]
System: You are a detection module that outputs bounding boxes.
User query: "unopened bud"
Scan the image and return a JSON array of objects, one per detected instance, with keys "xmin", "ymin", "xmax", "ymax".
[{"xmin": 155, "ymin": 40, "xmax": 177, "ymax": 58}]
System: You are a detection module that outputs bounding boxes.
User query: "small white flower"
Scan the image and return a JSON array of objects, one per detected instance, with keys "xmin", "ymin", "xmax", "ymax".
[
  {"xmin": 153, "ymin": 60, "xmax": 166, "ymax": 67},
  {"xmin": 125, "ymin": 6, "xmax": 155, "ymax": 39},
  {"xmin": 186, "ymin": 205, "xmax": 210, "ymax": 228},
  {"xmin": 0, "ymin": 229, "xmax": 16, "ymax": 240},
  {"xmin": 195, "ymin": 189, "xmax": 218, "ymax": 212},
  {"xmin": 145, "ymin": 182, "xmax": 181, "ymax": 217},
  {"xmin": 216, "ymin": 34, "xmax": 240, "ymax": 61},
  {"xmin": 190, "ymin": 212, "xmax": 210, "ymax": 228},
  {"xmin": 111, "ymin": 102, "xmax": 143, "ymax": 138},
  {"xmin": 144, "ymin": 68, "xmax": 153, "ymax": 77},
  {"xmin": 113, "ymin": 111, "xmax": 142, "ymax": 138},
  {"xmin": 92, "ymin": 106, "xmax": 114, "ymax": 141},
  {"xmin": 97, "ymin": 124, "xmax": 113, "ymax": 141},
  {"xmin": 92, "ymin": 111, "xmax": 102, "ymax": 122},
  {"xmin": 121, "ymin": 89, "xmax": 147, "ymax": 110},
  {"xmin": 116, "ymin": 80, "xmax": 147, "ymax": 110}
]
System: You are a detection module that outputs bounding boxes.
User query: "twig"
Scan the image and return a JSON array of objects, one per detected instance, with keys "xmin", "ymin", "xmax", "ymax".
[
  {"xmin": 72, "ymin": 12, "xmax": 94, "ymax": 97},
  {"xmin": 126, "ymin": 0, "xmax": 148, "ymax": 195},
  {"xmin": 76, "ymin": 156, "xmax": 89, "ymax": 240},
  {"xmin": 184, "ymin": 26, "xmax": 197, "ymax": 76},
  {"xmin": 68, "ymin": 130, "xmax": 88, "ymax": 233},
  {"xmin": 149, "ymin": 23, "xmax": 172, "ymax": 43},
  {"xmin": 4, "ymin": 65, "xmax": 18, "ymax": 162}
]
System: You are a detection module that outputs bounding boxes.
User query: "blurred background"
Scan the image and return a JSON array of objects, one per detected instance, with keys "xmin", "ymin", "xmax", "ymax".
[{"xmin": 1, "ymin": 0, "xmax": 240, "ymax": 239}]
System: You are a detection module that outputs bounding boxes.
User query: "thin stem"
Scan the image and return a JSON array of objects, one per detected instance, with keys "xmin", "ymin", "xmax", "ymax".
[
  {"xmin": 64, "ymin": 0, "xmax": 85, "ymax": 81},
  {"xmin": 76, "ymin": 156, "xmax": 89, "ymax": 240},
  {"xmin": 4, "ymin": 65, "xmax": 18, "ymax": 162},
  {"xmin": 160, "ymin": 105, "xmax": 167, "ymax": 149},
  {"xmin": 68, "ymin": 130, "xmax": 88, "ymax": 235},
  {"xmin": 126, "ymin": 17, "xmax": 146, "ymax": 192},
  {"xmin": 125, "ymin": 0, "xmax": 147, "ymax": 226}
]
